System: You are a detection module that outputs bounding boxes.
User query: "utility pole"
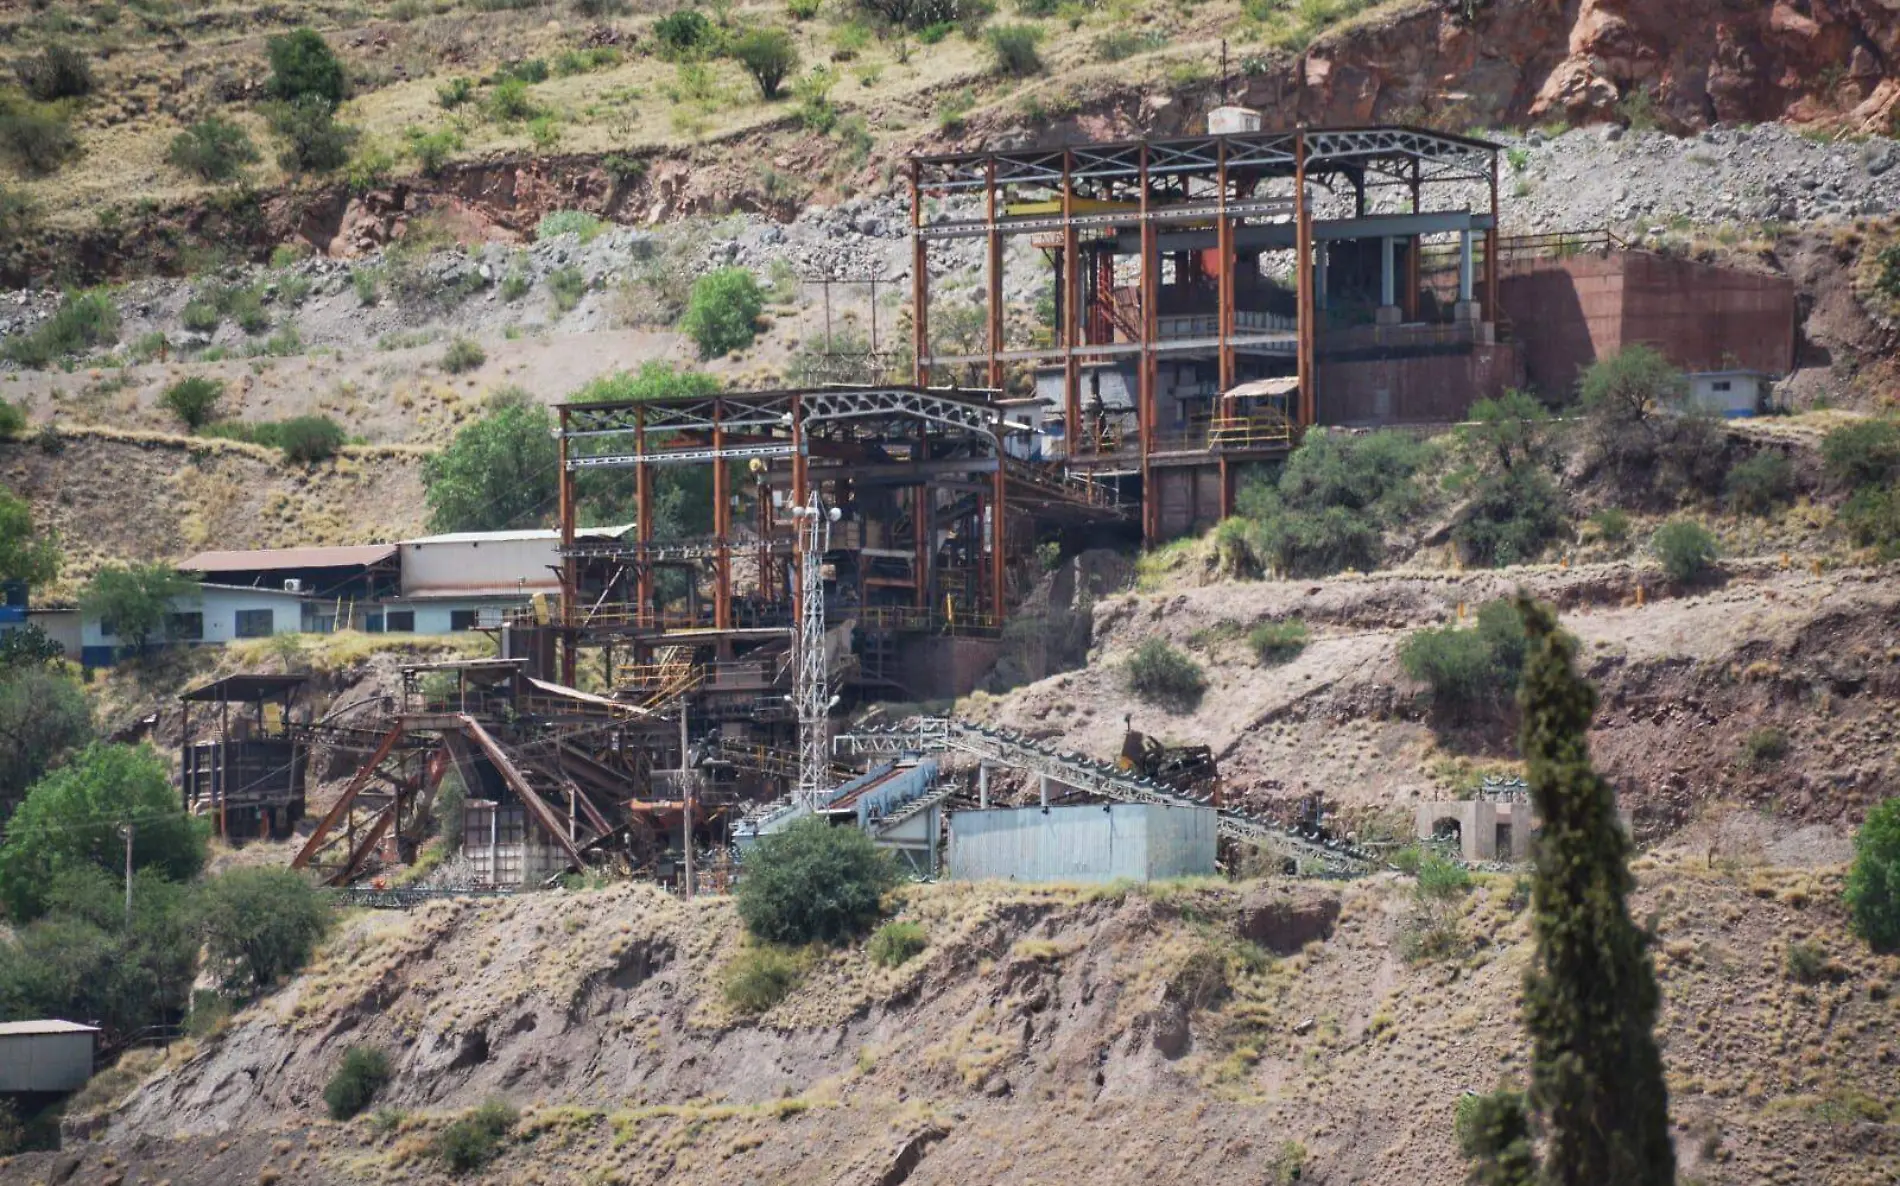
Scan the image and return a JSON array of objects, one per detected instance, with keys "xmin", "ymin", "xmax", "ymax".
[{"xmin": 118, "ymin": 823, "xmax": 133, "ymax": 924}]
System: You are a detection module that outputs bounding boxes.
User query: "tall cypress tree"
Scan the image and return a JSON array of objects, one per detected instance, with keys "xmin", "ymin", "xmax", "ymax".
[{"xmin": 1514, "ymin": 595, "xmax": 1674, "ymax": 1186}]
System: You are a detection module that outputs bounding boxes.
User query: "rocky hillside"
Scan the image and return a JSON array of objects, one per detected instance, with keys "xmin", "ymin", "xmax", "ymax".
[{"xmin": 12, "ymin": 854, "xmax": 1895, "ymax": 1186}]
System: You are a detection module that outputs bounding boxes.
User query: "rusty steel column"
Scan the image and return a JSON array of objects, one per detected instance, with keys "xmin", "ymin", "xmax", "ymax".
[
  {"xmin": 557, "ymin": 407, "xmax": 577, "ymax": 683},
  {"xmin": 1485, "ymin": 149, "xmax": 1501, "ymax": 327},
  {"xmin": 712, "ymin": 402, "xmax": 731, "ymax": 632},
  {"xmin": 1295, "ymin": 131, "xmax": 1316, "ymax": 428},
  {"xmin": 986, "ymin": 157, "xmax": 1004, "ymax": 390},
  {"xmin": 1219, "ymin": 455, "xmax": 1233, "ymax": 519},
  {"xmin": 1217, "ymin": 137, "xmax": 1235, "ymax": 395},
  {"xmin": 990, "ymin": 437, "xmax": 1007, "ymax": 627},
  {"xmin": 1405, "ymin": 159, "xmax": 1422, "ymax": 323},
  {"xmin": 789, "ymin": 394, "xmax": 807, "ymax": 626},
  {"xmin": 635, "ymin": 406, "xmax": 652, "ymax": 627},
  {"xmin": 914, "ymin": 426, "xmax": 930, "ymax": 610},
  {"xmin": 910, "ymin": 159, "xmax": 929, "ymax": 386},
  {"xmin": 1138, "ymin": 142, "xmax": 1159, "ymax": 546},
  {"xmin": 1061, "ymin": 149, "xmax": 1081, "ymax": 455}
]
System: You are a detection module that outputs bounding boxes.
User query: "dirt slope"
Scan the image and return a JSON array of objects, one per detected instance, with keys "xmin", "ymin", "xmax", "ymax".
[{"xmin": 12, "ymin": 860, "xmax": 1896, "ymax": 1186}]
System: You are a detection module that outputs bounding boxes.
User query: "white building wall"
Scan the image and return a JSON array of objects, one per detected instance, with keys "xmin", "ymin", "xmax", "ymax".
[
  {"xmin": 82, "ymin": 587, "xmax": 303, "ymax": 648},
  {"xmin": 399, "ymin": 536, "xmax": 563, "ymax": 599}
]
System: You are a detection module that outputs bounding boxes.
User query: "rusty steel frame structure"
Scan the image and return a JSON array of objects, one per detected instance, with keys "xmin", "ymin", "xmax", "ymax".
[{"xmin": 909, "ymin": 124, "xmax": 1501, "ymax": 542}]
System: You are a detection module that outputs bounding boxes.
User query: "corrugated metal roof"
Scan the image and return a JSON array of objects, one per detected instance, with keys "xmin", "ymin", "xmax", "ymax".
[
  {"xmin": 180, "ymin": 544, "xmax": 397, "ymax": 572},
  {"xmin": 0, "ymin": 1020, "xmax": 99, "ymax": 1036},
  {"xmin": 400, "ymin": 525, "xmax": 633, "ymax": 546}
]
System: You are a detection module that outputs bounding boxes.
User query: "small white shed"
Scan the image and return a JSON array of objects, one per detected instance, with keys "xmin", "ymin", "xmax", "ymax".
[
  {"xmin": 0, "ymin": 1020, "xmax": 98, "ymax": 1093},
  {"xmin": 1686, "ymin": 370, "xmax": 1773, "ymax": 418}
]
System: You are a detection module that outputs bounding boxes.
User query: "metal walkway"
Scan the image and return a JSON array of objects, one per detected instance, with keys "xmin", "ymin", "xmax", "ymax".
[{"xmin": 833, "ymin": 718, "xmax": 1380, "ymax": 877}]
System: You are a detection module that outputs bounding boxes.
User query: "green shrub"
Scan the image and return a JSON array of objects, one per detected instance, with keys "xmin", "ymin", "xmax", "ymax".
[
  {"xmin": 269, "ymin": 96, "xmax": 357, "ymax": 173},
  {"xmin": 323, "ymin": 1046, "xmax": 392, "ymax": 1120},
  {"xmin": 985, "ymin": 22, "xmax": 1043, "ymax": 74},
  {"xmin": 1248, "ymin": 619, "xmax": 1308, "ymax": 665},
  {"xmin": 440, "ymin": 337, "xmax": 486, "ymax": 374},
  {"xmin": 1649, "ymin": 519, "xmax": 1718, "ymax": 583},
  {"xmin": 786, "ymin": 0, "xmax": 822, "ymax": 17},
  {"xmin": 16, "ymin": 44, "xmax": 94, "ymax": 101},
  {"xmin": 1578, "ymin": 346, "xmax": 1726, "ymax": 504},
  {"xmin": 1454, "ymin": 1089, "xmax": 1536, "ymax": 1184},
  {"xmin": 166, "ymin": 117, "xmax": 259, "ymax": 182},
  {"xmin": 1416, "ymin": 854, "xmax": 1472, "ymax": 900},
  {"xmin": 681, "ymin": 267, "xmax": 764, "ymax": 357},
  {"xmin": 1785, "ymin": 940, "xmax": 1827, "ymax": 984},
  {"xmin": 1452, "ymin": 465, "xmax": 1568, "ymax": 568},
  {"xmin": 918, "ymin": 20, "xmax": 955, "ymax": 42},
  {"xmin": 1846, "ymin": 797, "xmax": 1900, "ymax": 952},
  {"xmin": 867, "ymin": 920, "xmax": 927, "ymax": 967},
  {"xmin": 432, "ymin": 1099, "xmax": 516, "ymax": 1173},
  {"xmin": 352, "ymin": 267, "xmax": 380, "ymax": 306},
  {"xmin": 267, "ymin": 27, "xmax": 346, "ymax": 106},
  {"xmin": 0, "ymin": 97, "xmax": 77, "ymax": 176},
  {"xmin": 3, "ymin": 289, "xmax": 119, "ymax": 367},
  {"xmin": 1400, "ymin": 624, "xmax": 1495, "ymax": 711},
  {"xmin": 654, "ymin": 10, "xmax": 715, "ymax": 57},
  {"xmin": 436, "ymin": 76, "xmax": 475, "ymax": 108},
  {"xmin": 792, "ymin": 65, "xmax": 839, "ymax": 132},
  {"xmin": 500, "ymin": 57, "xmax": 549, "ymax": 83},
  {"xmin": 1588, "ymin": 506, "xmax": 1631, "ymax": 544},
  {"xmin": 526, "ymin": 115, "xmax": 560, "ymax": 150},
  {"xmin": 486, "ymin": 77, "xmax": 540, "ymax": 122},
  {"xmin": 499, "ymin": 263, "xmax": 531, "ymax": 302},
  {"xmin": 1724, "ymin": 450, "xmax": 1792, "ymax": 516},
  {"xmin": 535, "ymin": 210, "xmax": 605, "ymax": 242},
  {"xmin": 161, "ymin": 376, "xmax": 224, "ymax": 429},
  {"xmin": 722, "ymin": 943, "xmax": 805, "ymax": 1011},
  {"xmin": 1840, "ymin": 483, "xmax": 1900, "ymax": 557},
  {"xmin": 406, "ymin": 127, "xmax": 462, "ymax": 176},
  {"xmin": 1126, "ymin": 638, "xmax": 1206, "ymax": 709},
  {"xmin": 546, "ymin": 265, "xmax": 587, "ymax": 312},
  {"xmin": 275, "ymin": 415, "xmax": 346, "ymax": 463},
  {"xmin": 732, "ymin": 27, "xmax": 800, "ymax": 98},
  {"xmin": 1228, "ymin": 429, "xmax": 1430, "ymax": 578},
  {"xmin": 1821, "ymin": 418, "xmax": 1900, "ymax": 490},
  {"xmin": 200, "ymin": 866, "xmax": 332, "ymax": 994},
  {"xmin": 735, "ymin": 817, "xmax": 898, "ymax": 944},
  {"xmin": 554, "ymin": 47, "xmax": 621, "ymax": 75},
  {"xmin": 1741, "ymin": 726, "xmax": 1789, "ymax": 769},
  {"xmin": 1094, "ymin": 28, "xmax": 1165, "ymax": 59},
  {"xmin": 0, "ymin": 399, "xmax": 22, "ymax": 436}
]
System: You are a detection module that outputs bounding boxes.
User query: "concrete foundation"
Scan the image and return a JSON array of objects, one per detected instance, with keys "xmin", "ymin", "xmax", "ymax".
[{"xmin": 1415, "ymin": 800, "xmax": 1534, "ymax": 863}]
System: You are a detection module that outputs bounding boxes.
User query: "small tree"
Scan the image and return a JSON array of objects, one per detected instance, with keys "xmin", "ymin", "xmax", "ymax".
[
  {"xmin": 275, "ymin": 415, "xmax": 346, "ymax": 463},
  {"xmin": 268, "ymin": 96, "xmax": 357, "ymax": 174},
  {"xmin": 267, "ymin": 28, "xmax": 346, "ymax": 107},
  {"xmin": 0, "ymin": 666, "xmax": 92, "ymax": 809},
  {"xmin": 167, "ymin": 117, "xmax": 261, "ymax": 183},
  {"xmin": 732, "ymin": 27, "xmax": 799, "ymax": 99},
  {"xmin": 1456, "ymin": 1088, "xmax": 1539, "ymax": 1186},
  {"xmin": 0, "ymin": 742, "xmax": 206, "ymax": 920},
  {"xmin": 654, "ymin": 9, "xmax": 715, "ymax": 57},
  {"xmin": 1515, "ymin": 595, "xmax": 1674, "ymax": 1186},
  {"xmin": 422, "ymin": 393, "xmax": 557, "ymax": 532},
  {"xmin": 1723, "ymin": 450, "xmax": 1792, "ymax": 516},
  {"xmin": 1649, "ymin": 519, "xmax": 1718, "ymax": 583},
  {"xmin": 324, "ymin": 1046, "xmax": 393, "ymax": 1120},
  {"xmin": 1125, "ymin": 638, "xmax": 1207, "ymax": 709},
  {"xmin": 16, "ymin": 45, "xmax": 94, "ymax": 101},
  {"xmin": 985, "ymin": 22, "xmax": 1043, "ymax": 74},
  {"xmin": 161, "ymin": 377, "xmax": 224, "ymax": 430},
  {"xmin": 80, "ymin": 563, "xmax": 199, "ymax": 653},
  {"xmin": 1399, "ymin": 624, "xmax": 1495, "ymax": 711},
  {"xmin": 440, "ymin": 337, "xmax": 486, "ymax": 374},
  {"xmin": 1846, "ymin": 798, "xmax": 1900, "ymax": 953},
  {"xmin": 0, "ymin": 487, "xmax": 59, "ymax": 590},
  {"xmin": 199, "ymin": 867, "xmax": 332, "ymax": 995},
  {"xmin": 681, "ymin": 267, "xmax": 764, "ymax": 358},
  {"xmin": 1819, "ymin": 417, "xmax": 1900, "ymax": 490},
  {"xmin": 735, "ymin": 817, "xmax": 898, "ymax": 944}
]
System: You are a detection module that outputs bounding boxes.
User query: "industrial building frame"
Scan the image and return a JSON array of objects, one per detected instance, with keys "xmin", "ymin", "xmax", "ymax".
[{"xmin": 908, "ymin": 123, "xmax": 1503, "ymax": 541}]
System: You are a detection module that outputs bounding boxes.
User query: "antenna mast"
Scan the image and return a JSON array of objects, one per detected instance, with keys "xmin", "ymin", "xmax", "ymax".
[{"xmin": 792, "ymin": 493, "xmax": 834, "ymax": 808}]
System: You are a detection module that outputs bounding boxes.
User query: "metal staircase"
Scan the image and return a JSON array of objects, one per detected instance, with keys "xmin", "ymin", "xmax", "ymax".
[{"xmin": 833, "ymin": 718, "xmax": 1380, "ymax": 877}]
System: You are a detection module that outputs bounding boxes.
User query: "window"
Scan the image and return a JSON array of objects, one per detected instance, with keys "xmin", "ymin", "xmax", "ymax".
[
  {"xmin": 234, "ymin": 609, "xmax": 274, "ymax": 639},
  {"xmin": 363, "ymin": 613, "xmax": 385, "ymax": 634},
  {"xmin": 385, "ymin": 610, "xmax": 415, "ymax": 632},
  {"xmin": 450, "ymin": 610, "xmax": 479, "ymax": 631},
  {"xmin": 168, "ymin": 612, "xmax": 205, "ymax": 641},
  {"xmin": 1711, "ymin": 380, "xmax": 1732, "ymax": 393}
]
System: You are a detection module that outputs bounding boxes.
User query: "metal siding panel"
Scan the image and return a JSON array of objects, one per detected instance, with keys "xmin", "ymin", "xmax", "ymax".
[
  {"xmin": 0, "ymin": 1033, "xmax": 93, "ymax": 1092},
  {"xmin": 949, "ymin": 804, "xmax": 1215, "ymax": 882}
]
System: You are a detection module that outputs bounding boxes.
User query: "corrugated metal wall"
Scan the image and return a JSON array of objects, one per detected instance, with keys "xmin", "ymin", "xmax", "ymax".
[
  {"xmin": 948, "ymin": 803, "xmax": 1216, "ymax": 883},
  {"xmin": 0, "ymin": 1033, "xmax": 94, "ymax": 1092}
]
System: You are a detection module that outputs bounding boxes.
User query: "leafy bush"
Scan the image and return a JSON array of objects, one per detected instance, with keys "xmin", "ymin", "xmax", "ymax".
[
  {"xmin": 269, "ymin": 96, "xmax": 357, "ymax": 173},
  {"xmin": 1452, "ymin": 465, "xmax": 1568, "ymax": 568},
  {"xmin": 432, "ymin": 1099, "xmax": 516, "ymax": 1173},
  {"xmin": 0, "ymin": 743, "xmax": 205, "ymax": 919},
  {"xmin": 722, "ymin": 943, "xmax": 804, "ymax": 1011},
  {"xmin": 200, "ymin": 867, "xmax": 332, "ymax": 995},
  {"xmin": 161, "ymin": 376, "xmax": 224, "ymax": 429},
  {"xmin": 267, "ymin": 28, "xmax": 346, "ymax": 107},
  {"xmin": 422, "ymin": 392, "xmax": 557, "ymax": 532},
  {"xmin": 16, "ymin": 44, "xmax": 94, "ymax": 101},
  {"xmin": 167, "ymin": 117, "xmax": 260, "ymax": 182},
  {"xmin": 0, "ymin": 96, "xmax": 77, "ymax": 176},
  {"xmin": 1125, "ymin": 637, "xmax": 1207, "ymax": 709},
  {"xmin": 1723, "ymin": 450, "xmax": 1792, "ymax": 516},
  {"xmin": 732, "ymin": 27, "xmax": 800, "ymax": 98},
  {"xmin": 1094, "ymin": 28, "xmax": 1165, "ymax": 59},
  {"xmin": 867, "ymin": 920, "xmax": 927, "ymax": 967},
  {"xmin": 1400, "ymin": 625, "xmax": 1495, "ymax": 711},
  {"xmin": 1248, "ymin": 619, "xmax": 1308, "ymax": 665},
  {"xmin": 786, "ymin": 0, "xmax": 822, "ymax": 17},
  {"xmin": 406, "ymin": 127, "xmax": 462, "ymax": 176},
  {"xmin": 0, "ymin": 623, "xmax": 64, "ymax": 668},
  {"xmin": 1820, "ymin": 418, "xmax": 1900, "ymax": 490},
  {"xmin": 1416, "ymin": 854, "xmax": 1472, "ymax": 900},
  {"xmin": 1454, "ymin": 1089, "xmax": 1537, "ymax": 1185},
  {"xmin": 681, "ymin": 267, "xmax": 764, "ymax": 357},
  {"xmin": 1846, "ymin": 798, "xmax": 1900, "ymax": 952},
  {"xmin": 792, "ymin": 64, "xmax": 839, "ymax": 132},
  {"xmin": 735, "ymin": 817, "xmax": 898, "ymax": 944},
  {"xmin": 1226, "ymin": 430, "xmax": 1430, "ymax": 577},
  {"xmin": 1587, "ymin": 506, "xmax": 1630, "ymax": 544},
  {"xmin": 1649, "ymin": 519, "xmax": 1718, "ymax": 583},
  {"xmin": 535, "ymin": 210, "xmax": 605, "ymax": 242},
  {"xmin": 0, "ymin": 399, "xmax": 21, "ymax": 436},
  {"xmin": 487, "ymin": 77, "xmax": 540, "ymax": 122},
  {"xmin": 324, "ymin": 1046, "xmax": 392, "ymax": 1120},
  {"xmin": 440, "ymin": 337, "xmax": 486, "ymax": 374},
  {"xmin": 273, "ymin": 415, "xmax": 344, "ymax": 462},
  {"xmin": 985, "ymin": 22, "xmax": 1043, "ymax": 74},
  {"xmin": 2, "ymin": 289, "xmax": 118, "ymax": 367},
  {"xmin": 500, "ymin": 57, "xmax": 550, "ymax": 84},
  {"xmin": 1578, "ymin": 346, "xmax": 1726, "ymax": 504},
  {"xmin": 499, "ymin": 263, "xmax": 531, "ymax": 301},
  {"xmin": 1740, "ymin": 726, "xmax": 1789, "ymax": 769},
  {"xmin": 547, "ymin": 265, "xmax": 587, "ymax": 312},
  {"xmin": 436, "ymin": 76, "xmax": 475, "ymax": 108},
  {"xmin": 1785, "ymin": 939, "xmax": 1827, "ymax": 984},
  {"xmin": 654, "ymin": 9, "xmax": 715, "ymax": 57},
  {"xmin": 1840, "ymin": 483, "xmax": 1900, "ymax": 557}
]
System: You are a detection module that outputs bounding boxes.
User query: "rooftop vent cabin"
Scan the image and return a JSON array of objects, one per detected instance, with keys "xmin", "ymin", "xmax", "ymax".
[{"xmin": 908, "ymin": 120, "xmax": 1518, "ymax": 541}]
